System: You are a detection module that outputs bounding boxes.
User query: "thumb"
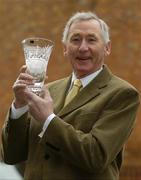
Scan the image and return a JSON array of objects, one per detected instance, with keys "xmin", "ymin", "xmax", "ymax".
[
  {"xmin": 40, "ymin": 87, "xmax": 50, "ymax": 100},
  {"xmin": 20, "ymin": 65, "xmax": 27, "ymax": 73},
  {"xmin": 24, "ymin": 89, "xmax": 37, "ymax": 102}
]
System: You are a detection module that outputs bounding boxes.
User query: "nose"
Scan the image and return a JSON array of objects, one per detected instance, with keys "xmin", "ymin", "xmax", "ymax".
[{"xmin": 79, "ymin": 40, "xmax": 89, "ymax": 51}]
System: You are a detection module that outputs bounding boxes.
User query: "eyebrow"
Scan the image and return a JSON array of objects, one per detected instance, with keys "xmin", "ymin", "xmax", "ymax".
[
  {"xmin": 70, "ymin": 33, "xmax": 97, "ymax": 37},
  {"xmin": 70, "ymin": 33, "xmax": 80, "ymax": 37},
  {"xmin": 70, "ymin": 34, "xmax": 98, "ymax": 41}
]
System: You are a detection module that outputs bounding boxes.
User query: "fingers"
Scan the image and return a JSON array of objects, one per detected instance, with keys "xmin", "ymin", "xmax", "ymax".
[
  {"xmin": 18, "ymin": 65, "xmax": 34, "ymax": 82},
  {"xmin": 13, "ymin": 74, "xmax": 34, "ymax": 90},
  {"xmin": 14, "ymin": 70, "xmax": 34, "ymax": 86},
  {"xmin": 25, "ymin": 90, "xmax": 41, "ymax": 106},
  {"xmin": 13, "ymin": 79, "xmax": 32, "ymax": 91},
  {"xmin": 13, "ymin": 83, "xmax": 26, "ymax": 90},
  {"xmin": 20, "ymin": 65, "xmax": 27, "ymax": 73},
  {"xmin": 18, "ymin": 73, "xmax": 34, "ymax": 83},
  {"xmin": 24, "ymin": 90, "xmax": 35, "ymax": 101},
  {"xmin": 40, "ymin": 87, "xmax": 53, "ymax": 104},
  {"xmin": 13, "ymin": 66, "xmax": 35, "ymax": 94}
]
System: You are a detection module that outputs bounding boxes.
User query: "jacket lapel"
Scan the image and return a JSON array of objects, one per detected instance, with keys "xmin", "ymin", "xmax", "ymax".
[
  {"xmin": 58, "ymin": 83, "xmax": 100, "ymax": 117},
  {"xmin": 58, "ymin": 65, "xmax": 112, "ymax": 117},
  {"xmin": 48, "ymin": 76, "xmax": 71, "ymax": 114},
  {"xmin": 48, "ymin": 65, "xmax": 112, "ymax": 117}
]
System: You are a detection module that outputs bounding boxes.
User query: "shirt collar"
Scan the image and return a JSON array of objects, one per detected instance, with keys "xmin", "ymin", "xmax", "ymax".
[{"xmin": 71, "ymin": 67, "xmax": 103, "ymax": 88}]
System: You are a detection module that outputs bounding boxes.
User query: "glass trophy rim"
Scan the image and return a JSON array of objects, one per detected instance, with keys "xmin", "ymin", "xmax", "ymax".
[{"xmin": 21, "ymin": 37, "xmax": 54, "ymax": 46}]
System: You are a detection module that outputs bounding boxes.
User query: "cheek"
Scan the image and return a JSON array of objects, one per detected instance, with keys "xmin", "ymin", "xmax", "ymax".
[
  {"xmin": 65, "ymin": 46, "xmax": 76, "ymax": 58},
  {"xmin": 93, "ymin": 48, "xmax": 105, "ymax": 58}
]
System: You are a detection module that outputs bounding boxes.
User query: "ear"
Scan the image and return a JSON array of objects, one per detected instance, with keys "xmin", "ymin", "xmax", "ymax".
[
  {"xmin": 63, "ymin": 43, "xmax": 67, "ymax": 56},
  {"xmin": 104, "ymin": 41, "xmax": 111, "ymax": 56}
]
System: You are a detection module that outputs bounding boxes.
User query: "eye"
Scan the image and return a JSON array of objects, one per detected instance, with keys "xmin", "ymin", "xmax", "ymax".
[
  {"xmin": 70, "ymin": 35, "xmax": 81, "ymax": 44},
  {"xmin": 71, "ymin": 37, "xmax": 80, "ymax": 42},
  {"xmin": 88, "ymin": 38, "xmax": 97, "ymax": 43}
]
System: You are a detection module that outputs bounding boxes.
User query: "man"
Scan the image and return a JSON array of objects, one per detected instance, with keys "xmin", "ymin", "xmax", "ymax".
[{"xmin": 1, "ymin": 12, "xmax": 140, "ymax": 180}]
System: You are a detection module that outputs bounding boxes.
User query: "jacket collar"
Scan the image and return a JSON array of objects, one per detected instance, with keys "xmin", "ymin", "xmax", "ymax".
[{"xmin": 49, "ymin": 65, "xmax": 112, "ymax": 117}]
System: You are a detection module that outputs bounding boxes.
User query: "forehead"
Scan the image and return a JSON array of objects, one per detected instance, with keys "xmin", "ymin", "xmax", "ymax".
[{"xmin": 69, "ymin": 19, "xmax": 102, "ymax": 36}]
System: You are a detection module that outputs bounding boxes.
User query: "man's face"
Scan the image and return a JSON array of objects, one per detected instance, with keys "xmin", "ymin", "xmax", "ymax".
[{"xmin": 63, "ymin": 19, "xmax": 111, "ymax": 78}]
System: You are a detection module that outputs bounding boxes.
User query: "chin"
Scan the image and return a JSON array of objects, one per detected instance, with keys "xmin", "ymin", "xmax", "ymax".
[
  {"xmin": 73, "ymin": 64, "xmax": 94, "ymax": 76},
  {"xmin": 75, "ymin": 69, "xmax": 93, "ymax": 78}
]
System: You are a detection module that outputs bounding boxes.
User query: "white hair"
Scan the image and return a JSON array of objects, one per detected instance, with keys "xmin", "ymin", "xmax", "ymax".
[{"xmin": 62, "ymin": 12, "xmax": 110, "ymax": 44}]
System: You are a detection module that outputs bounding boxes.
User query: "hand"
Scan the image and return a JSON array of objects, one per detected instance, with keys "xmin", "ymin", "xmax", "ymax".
[
  {"xmin": 24, "ymin": 87, "xmax": 54, "ymax": 123},
  {"xmin": 13, "ymin": 65, "xmax": 34, "ymax": 108}
]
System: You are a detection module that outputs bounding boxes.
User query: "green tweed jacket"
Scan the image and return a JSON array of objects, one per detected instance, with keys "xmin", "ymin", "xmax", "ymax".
[{"xmin": 1, "ymin": 65, "xmax": 140, "ymax": 180}]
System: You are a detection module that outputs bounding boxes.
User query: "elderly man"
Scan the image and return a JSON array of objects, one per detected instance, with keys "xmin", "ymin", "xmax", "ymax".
[{"xmin": 1, "ymin": 12, "xmax": 140, "ymax": 180}]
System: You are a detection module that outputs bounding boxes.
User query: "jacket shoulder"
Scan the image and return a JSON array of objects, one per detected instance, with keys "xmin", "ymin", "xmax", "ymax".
[{"xmin": 111, "ymin": 75, "xmax": 139, "ymax": 93}]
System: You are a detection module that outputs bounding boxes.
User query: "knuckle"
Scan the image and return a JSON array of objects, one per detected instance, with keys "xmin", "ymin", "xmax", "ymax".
[{"xmin": 19, "ymin": 73, "xmax": 24, "ymax": 78}]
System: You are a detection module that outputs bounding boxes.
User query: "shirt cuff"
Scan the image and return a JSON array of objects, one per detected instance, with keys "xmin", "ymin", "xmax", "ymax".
[
  {"xmin": 10, "ymin": 102, "xmax": 29, "ymax": 119},
  {"xmin": 38, "ymin": 113, "xmax": 56, "ymax": 138}
]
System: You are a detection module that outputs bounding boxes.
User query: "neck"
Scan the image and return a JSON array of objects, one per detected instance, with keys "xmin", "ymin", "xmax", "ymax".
[{"xmin": 74, "ymin": 67, "xmax": 103, "ymax": 79}]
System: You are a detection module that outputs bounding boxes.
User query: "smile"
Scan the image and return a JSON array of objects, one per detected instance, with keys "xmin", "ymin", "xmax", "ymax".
[{"xmin": 76, "ymin": 57, "xmax": 91, "ymax": 61}]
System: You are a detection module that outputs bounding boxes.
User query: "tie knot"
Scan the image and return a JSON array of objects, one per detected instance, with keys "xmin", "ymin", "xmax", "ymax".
[{"xmin": 73, "ymin": 79, "xmax": 82, "ymax": 88}]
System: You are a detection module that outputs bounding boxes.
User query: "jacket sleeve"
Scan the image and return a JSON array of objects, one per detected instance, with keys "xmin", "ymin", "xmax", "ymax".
[
  {"xmin": 40, "ymin": 88, "xmax": 140, "ymax": 173},
  {"xmin": 1, "ymin": 109, "xmax": 30, "ymax": 164}
]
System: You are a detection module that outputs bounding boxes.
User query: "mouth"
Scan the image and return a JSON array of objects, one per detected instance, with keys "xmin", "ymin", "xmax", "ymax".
[{"xmin": 76, "ymin": 56, "xmax": 91, "ymax": 61}]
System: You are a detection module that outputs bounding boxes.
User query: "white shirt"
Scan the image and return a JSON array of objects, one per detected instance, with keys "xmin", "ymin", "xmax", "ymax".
[
  {"xmin": 10, "ymin": 67, "xmax": 103, "ymax": 137},
  {"xmin": 0, "ymin": 162, "xmax": 23, "ymax": 180}
]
